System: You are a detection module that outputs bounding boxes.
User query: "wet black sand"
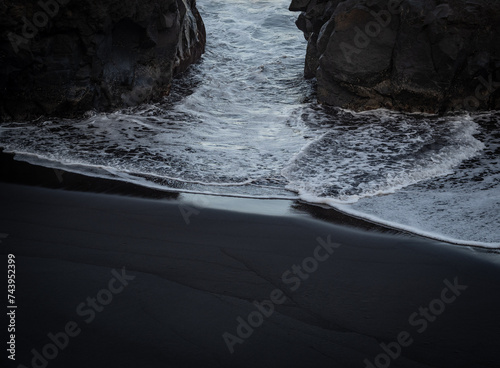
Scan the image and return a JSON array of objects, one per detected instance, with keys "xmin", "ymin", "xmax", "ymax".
[{"xmin": 1, "ymin": 151, "xmax": 500, "ymax": 368}]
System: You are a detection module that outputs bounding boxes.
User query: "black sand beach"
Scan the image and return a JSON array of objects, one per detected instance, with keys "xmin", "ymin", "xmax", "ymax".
[
  {"xmin": 2, "ymin": 0, "xmax": 500, "ymax": 366},
  {"xmin": 1, "ymin": 154, "xmax": 500, "ymax": 368}
]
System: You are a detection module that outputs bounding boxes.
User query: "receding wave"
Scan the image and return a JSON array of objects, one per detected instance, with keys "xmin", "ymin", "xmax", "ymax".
[
  {"xmin": 0, "ymin": 0, "xmax": 498, "ymax": 247},
  {"xmin": 283, "ymin": 112, "xmax": 485, "ymax": 203}
]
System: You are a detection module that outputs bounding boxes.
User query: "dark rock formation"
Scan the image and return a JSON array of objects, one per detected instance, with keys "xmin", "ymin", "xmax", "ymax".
[
  {"xmin": 0, "ymin": 0, "xmax": 205, "ymax": 121},
  {"xmin": 290, "ymin": 0, "xmax": 500, "ymax": 113}
]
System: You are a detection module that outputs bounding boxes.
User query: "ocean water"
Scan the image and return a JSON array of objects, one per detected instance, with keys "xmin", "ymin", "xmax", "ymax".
[{"xmin": 0, "ymin": 0, "xmax": 498, "ymax": 247}]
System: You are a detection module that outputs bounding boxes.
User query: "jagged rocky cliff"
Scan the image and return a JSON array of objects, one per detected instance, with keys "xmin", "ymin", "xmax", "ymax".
[
  {"xmin": 290, "ymin": 0, "xmax": 500, "ymax": 113},
  {"xmin": 0, "ymin": 0, "xmax": 205, "ymax": 120}
]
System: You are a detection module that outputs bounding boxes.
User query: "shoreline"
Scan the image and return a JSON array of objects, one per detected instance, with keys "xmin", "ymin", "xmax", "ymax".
[
  {"xmin": 0, "ymin": 150, "xmax": 409, "ymax": 237},
  {"xmin": 1, "ymin": 149, "xmax": 497, "ymax": 250}
]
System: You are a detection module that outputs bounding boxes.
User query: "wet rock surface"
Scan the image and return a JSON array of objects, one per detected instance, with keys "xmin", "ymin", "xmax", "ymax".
[
  {"xmin": 0, "ymin": 0, "xmax": 205, "ymax": 121},
  {"xmin": 290, "ymin": 0, "xmax": 500, "ymax": 113}
]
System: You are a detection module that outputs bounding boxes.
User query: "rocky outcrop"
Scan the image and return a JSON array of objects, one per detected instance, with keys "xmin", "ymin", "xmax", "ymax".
[
  {"xmin": 0, "ymin": 0, "xmax": 205, "ymax": 121},
  {"xmin": 290, "ymin": 0, "xmax": 500, "ymax": 113}
]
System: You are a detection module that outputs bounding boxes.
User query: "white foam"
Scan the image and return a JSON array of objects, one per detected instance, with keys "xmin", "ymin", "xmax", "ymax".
[
  {"xmin": 307, "ymin": 195, "xmax": 500, "ymax": 248},
  {"xmin": 1, "ymin": 0, "xmax": 498, "ymax": 248},
  {"xmin": 283, "ymin": 114, "xmax": 485, "ymax": 202}
]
